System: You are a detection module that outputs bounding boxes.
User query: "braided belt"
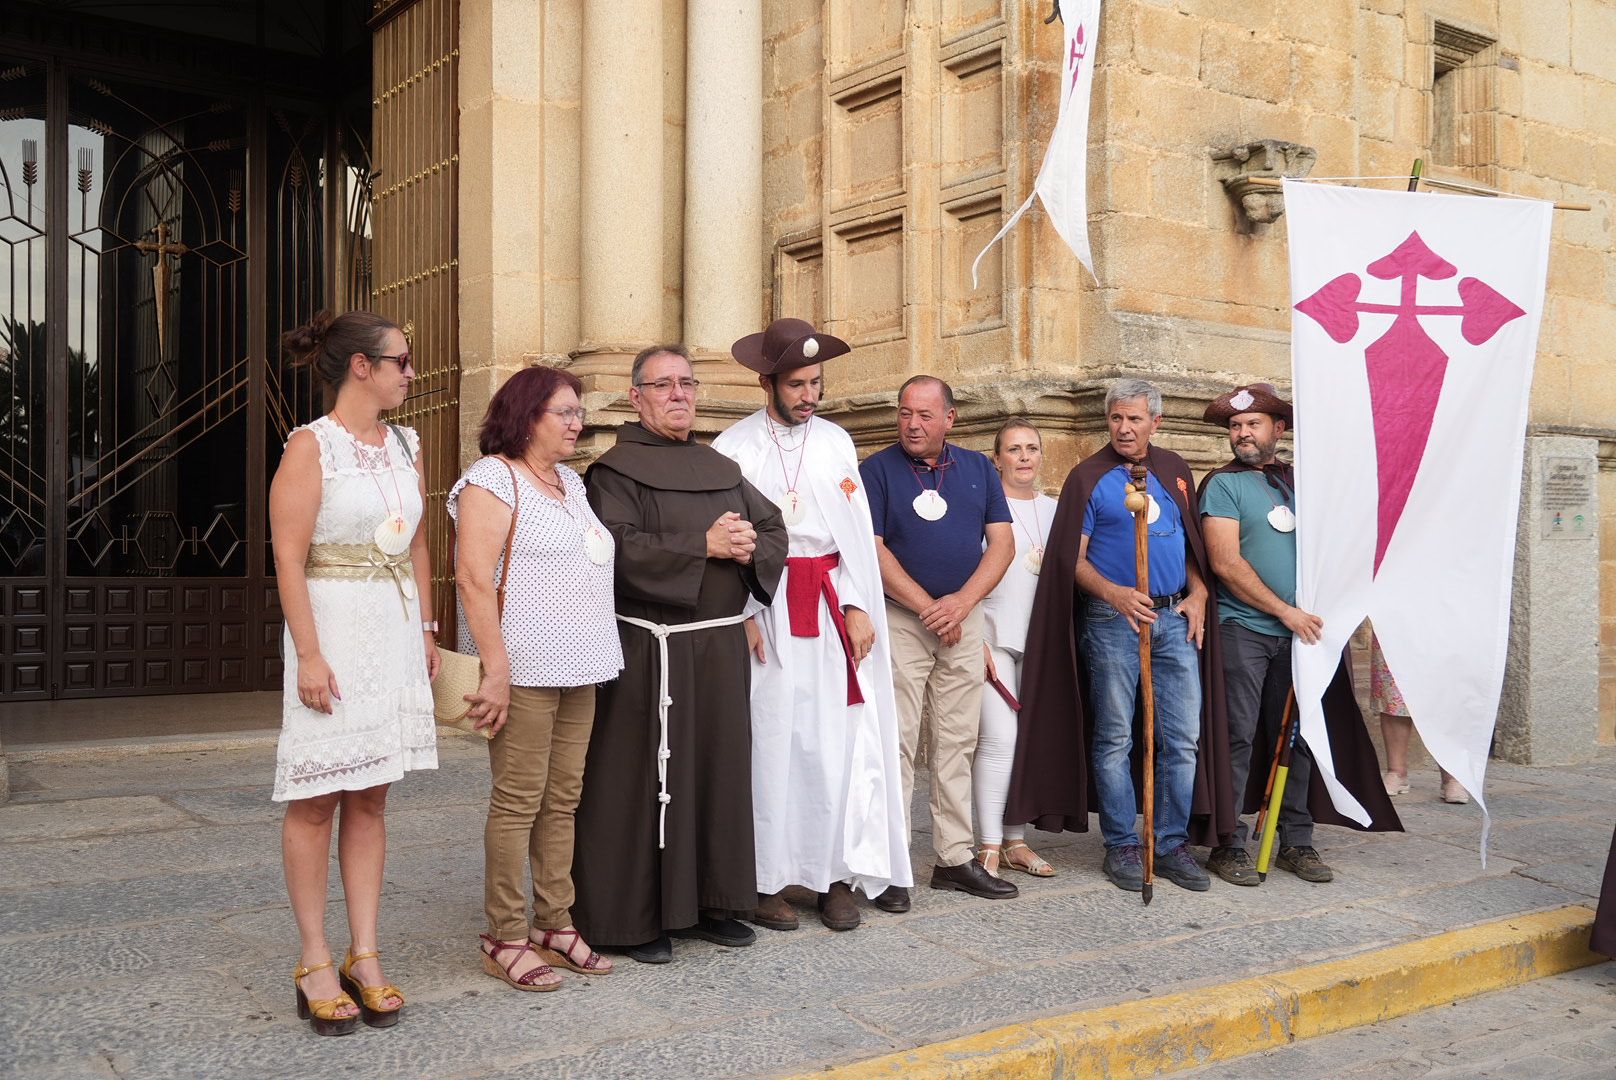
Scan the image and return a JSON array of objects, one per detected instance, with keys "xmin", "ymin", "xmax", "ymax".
[
  {"xmin": 305, "ymin": 543, "xmax": 416, "ymax": 619},
  {"xmin": 616, "ymin": 611, "xmax": 753, "ymax": 850}
]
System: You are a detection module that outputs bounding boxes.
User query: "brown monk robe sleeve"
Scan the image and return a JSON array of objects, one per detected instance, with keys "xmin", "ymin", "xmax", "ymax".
[
  {"xmin": 587, "ymin": 465, "xmax": 709, "ymax": 610},
  {"xmin": 737, "ymin": 478, "xmax": 788, "ymax": 606}
]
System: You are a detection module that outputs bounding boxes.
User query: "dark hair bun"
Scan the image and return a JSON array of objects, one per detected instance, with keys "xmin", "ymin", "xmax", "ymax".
[{"xmin": 283, "ymin": 310, "xmax": 336, "ymax": 367}]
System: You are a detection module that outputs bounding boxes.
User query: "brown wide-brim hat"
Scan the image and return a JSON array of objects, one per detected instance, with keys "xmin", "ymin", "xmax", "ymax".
[
  {"xmin": 1204, "ymin": 382, "xmax": 1295, "ymax": 430},
  {"xmin": 732, "ymin": 317, "xmax": 850, "ymax": 376}
]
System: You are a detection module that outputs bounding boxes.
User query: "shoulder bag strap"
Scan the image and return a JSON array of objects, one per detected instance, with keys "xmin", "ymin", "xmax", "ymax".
[
  {"xmin": 385, "ymin": 422, "xmax": 414, "ymax": 464},
  {"xmin": 496, "ymin": 459, "xmax": 520, "ymax": 622}
]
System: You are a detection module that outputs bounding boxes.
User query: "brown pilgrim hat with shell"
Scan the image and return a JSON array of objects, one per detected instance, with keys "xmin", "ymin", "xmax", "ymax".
[
  {"xmin": 1203, "ymin": 382, "xmax": 1295, "ymax": 430},
  {"xmin": 732, "ymin": 318, "xmax": 850, "ymax": 376}
]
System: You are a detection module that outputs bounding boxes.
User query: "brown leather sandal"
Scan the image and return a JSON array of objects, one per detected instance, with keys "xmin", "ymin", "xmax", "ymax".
[
  {"xmin": 480, "ymin": 933, "xmax": 561, "ymax": 991},
  {"xmin": 293, "ymin": 959, "xmax": 359, "ymax": 1037},
  {"xmin": 338, "ymin": 949, "xmax": 405, "ymax": 1028},
  {"xmin": 533, "ymin": 926, "xmax": 613, "ymax": 975}
]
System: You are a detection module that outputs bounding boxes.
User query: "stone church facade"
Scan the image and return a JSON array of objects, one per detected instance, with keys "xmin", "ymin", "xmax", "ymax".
[
  {"xmin": 0, "ymin": 0, "xmax": 1608, "ymax": 752},
  {"xmin": 458, "ymin": 0, "xmax": 1614, "ymax": 750}
]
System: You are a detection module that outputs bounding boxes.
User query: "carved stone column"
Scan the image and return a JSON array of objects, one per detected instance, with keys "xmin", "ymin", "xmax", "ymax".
[
  {"xmin": 683, "ymin": 1, "xmax": 763, "ymax": 389},
  {"xmin": 574, "ymin": 0, "xmax": 664, "ymax": 384}
]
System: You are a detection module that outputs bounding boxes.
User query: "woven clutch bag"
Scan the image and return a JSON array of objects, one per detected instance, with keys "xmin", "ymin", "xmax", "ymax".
[{"xmin": 432, "ymin": 459, "xmax": 519, "ymax": 740}]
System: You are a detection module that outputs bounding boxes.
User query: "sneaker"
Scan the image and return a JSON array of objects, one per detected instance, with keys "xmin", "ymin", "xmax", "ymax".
[
  {"xmin": 1102, "ymin": 844, "xmax": 1144, "ymax": 892},
  {"xmin": 1206, "ymin": 845, "xmax": 1260, "ymax": 887},
  {"xmin": 1275, "ymin": 845, "xmax": 1334, "ymax": 883},
  {"xmin": 1153, "ymin": 844, "xmax": 1211, "ymax": 892}
]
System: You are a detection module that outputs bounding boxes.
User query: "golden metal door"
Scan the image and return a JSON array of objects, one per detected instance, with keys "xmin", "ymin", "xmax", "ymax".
[{"xmin": 369, "ymin": 0, "xmax": 459, "ymax": 632}]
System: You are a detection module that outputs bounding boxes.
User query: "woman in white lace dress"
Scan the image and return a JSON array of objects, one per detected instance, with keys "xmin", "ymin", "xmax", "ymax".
[{"xmin": 269, "ymin": 310, "xmax": 440, "ymax": 1036}]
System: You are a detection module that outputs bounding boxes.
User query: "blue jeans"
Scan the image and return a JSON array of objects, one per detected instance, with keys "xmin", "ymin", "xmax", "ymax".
[{"xmin": 1082, "ymin": 598, "xmax": 1202, "ymax": 851}]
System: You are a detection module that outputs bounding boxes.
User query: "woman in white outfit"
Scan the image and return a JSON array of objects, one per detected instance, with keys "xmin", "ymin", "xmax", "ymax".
[
  {"xmin": 270, "ymin": 310, "xmax": 440, "ymax": 1035},
  {"xmin": 975, "ymin": 419, "xmax": 1058, "ymax": 879}
]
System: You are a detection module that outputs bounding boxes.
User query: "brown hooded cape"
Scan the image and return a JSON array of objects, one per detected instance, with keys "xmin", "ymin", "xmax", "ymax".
[
  {"xmin": 573, "ymin": 422, "xmax": 788, "ymax": 947},
  {"xmin": 1593, "ymin": 825, "xmax": 1616, "ymax": 956},
  {"xmin": 1004, "ymin": 443, "xmax": 1238, "ymax": 846},
  {"xmin": 1197, "ymin": 458, "xmax": 1401, "ymax": 834}
]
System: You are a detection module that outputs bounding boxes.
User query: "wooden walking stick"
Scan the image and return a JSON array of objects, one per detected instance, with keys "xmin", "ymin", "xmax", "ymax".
[
  {"xmin": 1125, "ymin": 464, "xmax": 1155, "ymax": 905},
  {"xmin": 1254, "ymin": 688, "xmax": 1298, "ymax": 882}
]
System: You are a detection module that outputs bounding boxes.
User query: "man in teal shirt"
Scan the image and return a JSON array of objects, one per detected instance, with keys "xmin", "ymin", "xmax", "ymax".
[{"xmin": 1200, "ymin": 384, "xmax": 1333, "ymax": 887}]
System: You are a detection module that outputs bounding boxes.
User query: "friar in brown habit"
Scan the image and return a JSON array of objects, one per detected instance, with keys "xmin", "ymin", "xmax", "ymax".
[{"xmin": 573, "ymin": 345, "xmax": 787, "ymax": 965}]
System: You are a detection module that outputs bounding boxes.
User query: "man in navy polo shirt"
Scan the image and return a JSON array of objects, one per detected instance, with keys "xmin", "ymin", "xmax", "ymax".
[{"xmin": 861, "ymin": 375, "xmax": 1016, "ymax": 909}]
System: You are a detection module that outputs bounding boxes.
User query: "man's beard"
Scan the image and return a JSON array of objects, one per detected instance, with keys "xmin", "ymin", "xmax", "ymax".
[
  {"xmin": 1232, "ymin": 436, "xmax": 1276, "ymax": 465},
  {"xmin": 770, "ymin": 382, "xmax": 812, "ymax": 427}
]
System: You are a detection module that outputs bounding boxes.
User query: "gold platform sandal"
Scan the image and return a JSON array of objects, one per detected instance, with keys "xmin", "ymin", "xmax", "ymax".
[
  {"xmin": 293, "ymin": 960, "xmax": 359, "ymax": 1037},
  {"xmin": 338, "ymin": 949, "xmax": 405, "ymax": 1028}
]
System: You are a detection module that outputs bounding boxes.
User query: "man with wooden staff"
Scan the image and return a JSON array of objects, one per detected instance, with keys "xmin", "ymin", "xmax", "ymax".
[
  {"xmin": 1008, "ymin": 379, "xmax": 1236, "ymax": 894},
  {"xmin": 1199, "ymin": 384, "xmax": 1401, "ymax": 886}
]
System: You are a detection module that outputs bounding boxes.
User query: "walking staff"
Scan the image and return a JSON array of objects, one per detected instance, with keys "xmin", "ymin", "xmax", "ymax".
[
  {"xmin": 1125, "ymin": 463, "xmax": 1155, "ymax": 905},
  {"xmin": 1252, "ymin": 690, "xmax": 1296, "ymax": 882}
]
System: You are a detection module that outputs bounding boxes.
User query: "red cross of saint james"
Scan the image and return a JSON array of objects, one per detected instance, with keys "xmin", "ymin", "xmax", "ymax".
[{"xmin": 1294, "ymin": 231, "xmax": 1527, "ymax": 574}]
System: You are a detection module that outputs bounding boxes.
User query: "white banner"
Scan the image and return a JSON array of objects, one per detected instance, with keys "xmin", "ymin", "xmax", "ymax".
[
  {"xmin": 1283, "ymin": 179, "xmax": 1553, "ymax": 852},
  {"xmin": 972, "ymin": 0, "xmax": 1100, "ymax": 284}
]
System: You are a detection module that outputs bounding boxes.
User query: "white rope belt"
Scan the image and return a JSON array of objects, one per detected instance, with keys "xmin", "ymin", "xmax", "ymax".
[{"xmin": 616, "ymin": 611, "xmax": 752, "ymax": 849}]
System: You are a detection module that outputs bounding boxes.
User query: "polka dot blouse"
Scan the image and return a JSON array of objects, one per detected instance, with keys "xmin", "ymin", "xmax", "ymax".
[{"xmin": 447, "ymin": 457, "xmax": 624, "ymax": 688}]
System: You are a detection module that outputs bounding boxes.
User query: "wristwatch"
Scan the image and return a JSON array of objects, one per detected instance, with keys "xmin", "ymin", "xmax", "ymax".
[{"xmin": 421, "ymin": 619, "xmax": 439, "ymax": 633}]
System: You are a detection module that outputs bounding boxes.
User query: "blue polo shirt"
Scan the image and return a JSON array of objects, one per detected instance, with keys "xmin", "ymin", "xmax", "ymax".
[
  {"xmin": 1081, "ymin": 465, "xmax": 1188, "ymax": 594},
  {"xmin": 862, "ymin": 442, "xmax": 1011, "ymax": 599}
]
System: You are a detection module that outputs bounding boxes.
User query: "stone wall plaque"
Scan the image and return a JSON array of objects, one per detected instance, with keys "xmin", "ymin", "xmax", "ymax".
[{"xmin": 1540, "ymin": 456, "xmax": 1595, "ymax": 539}]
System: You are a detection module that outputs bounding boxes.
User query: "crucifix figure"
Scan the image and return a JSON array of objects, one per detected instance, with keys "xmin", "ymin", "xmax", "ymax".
[{"xmin": 135, "ymin": 220, "xmax": 188, "ymax": 357}]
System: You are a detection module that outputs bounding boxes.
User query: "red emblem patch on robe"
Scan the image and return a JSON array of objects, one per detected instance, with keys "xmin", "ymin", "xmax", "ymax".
[{"xmin": 839, "ymin": 476, "xmax": 858, "ymax": 500}]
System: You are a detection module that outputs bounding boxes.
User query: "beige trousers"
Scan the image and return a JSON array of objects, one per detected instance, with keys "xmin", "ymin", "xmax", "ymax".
[
  {"xmin": 484, "ymin": 683, "xmax": 595, "ymax": 938},
  {"xmin": 885, "ymin": 602, "xmax": 985, "ymax": 868}
]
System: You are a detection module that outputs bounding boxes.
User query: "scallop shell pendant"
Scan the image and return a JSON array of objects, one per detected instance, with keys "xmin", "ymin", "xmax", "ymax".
[
  {"xmin": 584, "ymin": 524, "xmax": 612, "ymax": 565},
  {"xmin": 1024, "ymin": 546, "xmax": 1044, "ymax": 575},
  {"xmin": 912, "ymin": 490, "xmax": 948, "ymax": 521},
  {"xmin": 374, "ymin": 515, "xmax": 411, "ymax": 556},
  {"xmin": 779, "ymin": 489, "xmax": 807, "ymax": 527}
]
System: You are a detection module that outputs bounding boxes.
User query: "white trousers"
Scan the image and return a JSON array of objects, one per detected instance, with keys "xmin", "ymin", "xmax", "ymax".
[{"xmin": 974, "ymin": 644, "xmax": 1027, "ymax": 847}]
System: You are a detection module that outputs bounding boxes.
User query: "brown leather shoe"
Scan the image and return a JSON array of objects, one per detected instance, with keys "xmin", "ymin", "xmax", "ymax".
[
  {"xmin": 873, "ymin": 885, "xmax": 910, "ymax": 913},
  {"xmin": 817, "ymin": 882, "xmax": 861, "ymax": 931},
  {"xmin": 930, "ymin": 859, "xmax": 1019, "ymax": 899},
  {"xmin": 749, "ymin": 891, "xmax": 798, "ymax": 931}
]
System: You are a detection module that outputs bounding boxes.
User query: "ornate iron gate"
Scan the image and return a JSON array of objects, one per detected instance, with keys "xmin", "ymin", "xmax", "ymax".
[{"xmin": 0, "ymin": 40, "xmax": 372, "ymax": 700}]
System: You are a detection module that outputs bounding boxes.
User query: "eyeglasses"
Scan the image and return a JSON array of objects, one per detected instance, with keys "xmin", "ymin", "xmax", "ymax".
[
  {"xmin": 544, "ymin": 407, "xmax": 588, "ymax": 425},
  {"xmin": 368, "ymin": 353, "xmax": 414, "ymax": 373},
  {"xmin": 635, "ymin": 377, "xmax": 700, "ymax": 395}
]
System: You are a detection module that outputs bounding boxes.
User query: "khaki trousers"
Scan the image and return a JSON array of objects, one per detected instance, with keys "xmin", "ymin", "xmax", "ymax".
[
  {"xmin": 885, "ymin": 602, "xmax": 984, "ymax": 868},
  {"xmin": 484, "ymin": 683, "xmax": 595, "ymax": 938}
]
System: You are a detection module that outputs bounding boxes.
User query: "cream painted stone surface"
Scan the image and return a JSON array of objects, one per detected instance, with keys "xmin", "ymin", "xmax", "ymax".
[
  {"xmin": 684, "ymin": 0, "xmax": 765, "ymax": 388},
  {"xmin": 1499, "ymin": 437, "xmax": 1601, "ymax": 765},
  {"xmin": 575, "ymin": 0, "xmax": 665, "ymax": 379}
]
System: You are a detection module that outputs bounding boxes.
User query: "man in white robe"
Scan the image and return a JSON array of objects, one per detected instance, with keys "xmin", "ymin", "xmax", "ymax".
[{"xmin": 713, "ymin": 318, "xmax": 913, "ymax": 931}]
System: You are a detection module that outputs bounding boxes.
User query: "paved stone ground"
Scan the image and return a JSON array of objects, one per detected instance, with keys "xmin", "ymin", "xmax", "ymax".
[
  {"xmin": 1176, "ymin": 964, "xmax": 1616, "ymax": 1079},
  {"xmin": 1, "ymin": 734, "xmax": 1612, "ymax": 1080}
]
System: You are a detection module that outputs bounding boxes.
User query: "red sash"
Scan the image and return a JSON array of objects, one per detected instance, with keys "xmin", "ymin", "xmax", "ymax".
[{"xmin": 784, "ymin": 553, "xmax": 865, "ymax": 707}]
